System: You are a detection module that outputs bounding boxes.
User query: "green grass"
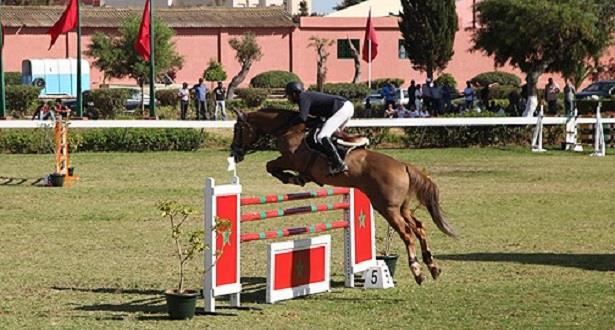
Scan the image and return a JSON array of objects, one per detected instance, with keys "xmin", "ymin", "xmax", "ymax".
[{"xmin": 1, "ymin": 147, "xmax": 614, "ymax": 329}]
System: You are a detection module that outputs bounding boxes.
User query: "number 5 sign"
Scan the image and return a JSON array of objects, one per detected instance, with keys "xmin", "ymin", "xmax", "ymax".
[{"xmin": 363, "ymin": 260, "xmax": 394, "ymax": 289}]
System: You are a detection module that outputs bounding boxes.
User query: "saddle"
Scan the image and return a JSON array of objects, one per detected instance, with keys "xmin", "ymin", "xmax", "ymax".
[{"xmin": 304, "ymin": 129, "xmax": 369, "ymax": 161}]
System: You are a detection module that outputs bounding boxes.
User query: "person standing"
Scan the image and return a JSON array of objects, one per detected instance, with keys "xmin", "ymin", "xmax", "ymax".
[
  {"xmin": 480, "ymin": 85, "xmax": 490, "ymax": 111},
  {"xmin": 213, "ymin": 81, "xmax": 227, "ymax": 120},
  {"xmin": 381, "ymin": 80, "xmax": 396, "ymax": 108},
  {"xmin": 407, "ymin": 80, "xmax": 417, "ymax": 109},
  {"xmin": 431, "ymin": 81, "xmax": 443, "ymax": 116},
  {"xmin": 463, "ymin": 81, "xmax": 474, "ymax": 111},
  {"xmin": 442, "ymin": 84, "xmax": 452, "ymax": 113},
  {"xmin": 192, "ymin": 78, "xmax": 209, "ymax": 120},
  {"xmin": 177, "ymin": 82, "xmax": 190, "ymax": 120},
  {"xmin": 544, "ymin": 77, "xmax": 560, "ymax": 114},
  {"xmin": 563, "ymin": 79, "xmax": 575, "ymax": 116},
  {"xmin": 414, "ymin": 83, "xmax": 423, "ymax": 112},
  {"xmin": 422, "ymin": 79, "xmax": 432, "ymax": 112}
]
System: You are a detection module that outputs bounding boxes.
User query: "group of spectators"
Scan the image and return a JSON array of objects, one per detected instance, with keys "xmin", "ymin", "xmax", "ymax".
[
  {"xmin": 31, "ymin": 99, "xmax": 70, "ymax": 121},
  {"xmin": 178, "ymin": 78, "xmax": 227, "ymax": 120}
]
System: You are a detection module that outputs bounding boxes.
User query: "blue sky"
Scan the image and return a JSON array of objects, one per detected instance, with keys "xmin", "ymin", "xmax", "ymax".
[{"xmin": 312, "ymin": 0, "xmax": 339, "ymax": 14}]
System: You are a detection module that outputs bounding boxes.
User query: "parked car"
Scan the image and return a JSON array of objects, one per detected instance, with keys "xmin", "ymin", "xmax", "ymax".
[
  {"xmin": 575, "ymin": 80, "xmax": 615, "ymax": 100},
  {"xmin": 63, "ymin": 89, "xmax": 151, "ymax": 114},
  {"xmin": 363, "ymin": 88, "xmax": 409, "ymax": 107}
]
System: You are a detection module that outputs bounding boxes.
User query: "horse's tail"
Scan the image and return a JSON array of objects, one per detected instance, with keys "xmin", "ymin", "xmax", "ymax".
[{"xmin": 406, "ymin": 165, "xmax": 457, "ymax": 238}]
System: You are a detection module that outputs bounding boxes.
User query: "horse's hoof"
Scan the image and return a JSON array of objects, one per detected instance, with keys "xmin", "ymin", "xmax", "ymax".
[
  {"xmin": 429, "ymin": 267, "xmax": 441, "ymax": 280},
  {"xmin": 414, "ymin": 273, "xmax": 426, "ymax": 285}
]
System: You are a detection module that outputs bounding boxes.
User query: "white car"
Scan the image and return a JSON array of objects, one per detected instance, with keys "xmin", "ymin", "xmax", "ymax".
[{"xmin": 363, "ymin": 88, "xmax": 410, "ymax": 107}]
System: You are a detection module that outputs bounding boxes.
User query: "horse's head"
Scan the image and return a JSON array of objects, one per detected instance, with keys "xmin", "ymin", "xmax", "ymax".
[{"xmin": 230, "ymin": 109, "xmax": 258, "ymax": 163}]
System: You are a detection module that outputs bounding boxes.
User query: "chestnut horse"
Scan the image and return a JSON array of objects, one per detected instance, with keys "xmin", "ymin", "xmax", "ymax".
[{"xmin": 230, "ymin": 108, "xmax": 456, "ymax": 284}]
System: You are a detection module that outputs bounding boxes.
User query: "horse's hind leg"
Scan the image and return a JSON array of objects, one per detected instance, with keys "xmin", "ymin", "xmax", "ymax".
[
  {"xmin": 378, "ymin": 206, "xmax": 426, "ymax": 285},
  {"xmin": 401, "ymin": 206, "xmax": 441, "ymax": 280}
]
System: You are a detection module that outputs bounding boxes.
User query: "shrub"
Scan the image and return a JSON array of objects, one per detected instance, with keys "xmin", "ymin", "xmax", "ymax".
[
  {"xmin": 88, "ymin": 88, "xmax": 130, "ymax": 119},
  {"xmin": 435, "ymin": 73, "xmax": 458, "ymax": 94},
  {"xmin": 204, "ymin": 60, "xmax": 227, "ymax": 83},
  {"xmin": 5, "ymin": 85, "xmax": 41, "ymax": 118},
  {"xmin": 576, "ymin": 99, "xmax": 615, "ymax": 114},
  {"xmin": 156, "ymin": 89, "xmax": 179, "ymax": 107},
  {"xmin": 470, "ymin": 71, "xmax": 521, "ymax": 87},
  {"xmin": 250, "ymin": 71, "xmax": 302, "ymax": 89},
  {"xmin": 371, "ymin": 78, "xmax": 405, "ymax": 89},
  {"xmin": 488, "ymin": 85, "xmax": 520, "ymax": 100},
  {"xmin": 5, "ymin": 72, "xmax": 22, "ymax": 85},
  {"xmin": 235, "ymin": 88, "xmax": 269, "ymax": 107},
  {"xmin": 308, "ymin": 83, "xmax": 370, "ymax": 101}
]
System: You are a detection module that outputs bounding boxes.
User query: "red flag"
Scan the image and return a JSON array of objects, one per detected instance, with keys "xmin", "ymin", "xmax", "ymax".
[
  {"xmin": 47, "ymin": 0, "xmax": 78, "ymax": 50},
  {"xmin": 362, "ymin": 9, "xmax": 378, "ymax": 62},
  {"xmin": 134, "ymin": 0, "xmax": 151, "ymax": 61}
]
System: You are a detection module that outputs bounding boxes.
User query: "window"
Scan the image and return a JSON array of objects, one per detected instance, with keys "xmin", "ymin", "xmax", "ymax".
[
  {"xmin": 399, "ymin": 40, "xmax": 408, "ymax": 59},
  {"xmin": 337, "ymin": 39, "xmax": 360, "ymax": 59}
]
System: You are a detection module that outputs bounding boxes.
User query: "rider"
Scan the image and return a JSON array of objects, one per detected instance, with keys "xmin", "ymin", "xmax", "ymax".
[{"xmin": 285, "ymin": 81, "xmax": 354, "ymax": 175}]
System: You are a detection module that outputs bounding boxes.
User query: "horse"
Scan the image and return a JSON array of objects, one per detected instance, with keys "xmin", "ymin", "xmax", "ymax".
[{"xmin": 230, "ymin": 107, "xmax": 456, "ymax": 284}]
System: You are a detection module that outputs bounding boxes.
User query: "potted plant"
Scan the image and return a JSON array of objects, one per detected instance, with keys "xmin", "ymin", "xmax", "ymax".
[
  {"xmin": 158, "ymin": 200, "xmax": 230, "ymax": 319},
  {"xmin": 376, "ymin": 225, "xmax": 399, "ymax": 278}
]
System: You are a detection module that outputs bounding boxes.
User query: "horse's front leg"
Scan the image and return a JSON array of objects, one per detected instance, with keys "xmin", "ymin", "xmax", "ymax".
[{"xmin": 266, "ymin": 156, "xmax": 305, "ymax": 186}]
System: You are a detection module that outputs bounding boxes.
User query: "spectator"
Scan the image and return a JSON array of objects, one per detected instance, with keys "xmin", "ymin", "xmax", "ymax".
[
  {"xmin": 191, "ymin": 78, "xmax": 209, "ymax": 120},
  {"xmin": 422, "ymin": 79, "xmax": 432, "ymax": 112},
  {"xmin": 395, "ymin": 103, "xmax": 411, "ymax": 118},
  {"xmin": 384, "ymin": 103, "xmax": 396, "ymax": 118},
  {"xmin": 381, "ymin": 80, "xmax": 396, "ymax": 108},
  {"xmin": 177, "ymin": 82, "xmax": 190, "ymax": 120},
  {"xmin": 364, "ymin": 97, "xmax": 373, "ymax": 118},
  {"xmin": 442, "ymin": 84, "xmax": 452, "ymax": 113},
  {"xmin": 213, "ymin": 81, "xmax": 227, "ymax": 120},
  {"xmin": 480, "ymin": 84, "xmax": 490, "ymax": 111},
  {"xmin": 507, "ymin": 89, "xmax": 521, "ymax": 116},
  {"xmin": 409, "ymin": 106, "xmax": 420, "ymax": 118},
  {"xmin": 32, "ymin": 101, "xmax": 54, "ymax": 121},
  {"xmin": 407, "ymin": 80, "xmax": 417, "ymax": 108},
  {"xmin": 431, "ymin": 81, "xmax": 443, "ymax": 116},
  {"xmin": 414, "ymin": 83, "xmax": 423, "ymax": 112},
  {"xmin": 544, "ymin": 77, "xmax": 560, "ymax": 114},
  {"xmin": 463, "ymin": 81, "xmax": 474, "ymax": 111},
  {"xmin": 488, "ymin": 100, "xmax": 498, "ymax": 113},
  {"xmin": 563, "ymin": 78, "xmax": 575, "ymax": 116},
  {"xmin": 419, "ymin": 108, "xmax": 430, "ymax": 118},
  {"xmin": 53, "ymin": 98, "xmax": 70, "ymax": 119}
]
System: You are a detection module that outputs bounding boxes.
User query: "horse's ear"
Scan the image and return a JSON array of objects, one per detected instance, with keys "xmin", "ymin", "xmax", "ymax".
[{"xmin": 232, "ymin": 109, "xmax": 246, "ymax": 121}]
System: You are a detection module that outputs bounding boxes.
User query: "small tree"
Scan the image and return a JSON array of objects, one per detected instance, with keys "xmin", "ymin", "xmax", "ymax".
[
  {"xmin": 308, "ymin": 36, "xmax": 334, "ymax": 92},
  {"xmin": 347, "ymin": 37, "xmax": 361, "ymax": 84},
  {"xmin": 227, "ymin": 33, "xmax": 263, "ymax": 100},
  {"xmin": 86, "ymin": 16, "xmax": 183, "ymax": 107},
  {"xmin": 399, "ymin": 0, "xmax": 458, "ymax": 80},
  {"xmin": 204, "ymin": 59, "xmax": 227, "ymax": 88},
  {"xmin": 299, "ymin": 1, "xmax": 309, "ymax": 16}
]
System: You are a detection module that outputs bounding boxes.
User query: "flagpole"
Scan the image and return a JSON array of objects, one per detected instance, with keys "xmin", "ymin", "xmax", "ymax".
[
  {"xmin": 0, "ymin": 23, "xmax": 5, "ymax": 119},
  {"xmin": 148, "ymin": 0, "xmax": 156, "ymax": 118},
  {"xmin": 368, "ymin": 40, "xmax": 372, "ymax": 90},
  {"xmin": 76, "ymin": 0, "xmax": 83, "ymax": 117}
]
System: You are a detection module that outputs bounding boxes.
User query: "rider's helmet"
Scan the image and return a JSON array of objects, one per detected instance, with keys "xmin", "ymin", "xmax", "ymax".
[{"xmin": 285, "ymin": 81, "xmax": 304, "ymax": 96}]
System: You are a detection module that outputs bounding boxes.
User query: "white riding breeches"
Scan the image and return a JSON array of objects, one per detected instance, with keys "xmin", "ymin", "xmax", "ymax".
[{"xmin": 316, "ymin": 101, "xmax": 354, "ymax": 141}]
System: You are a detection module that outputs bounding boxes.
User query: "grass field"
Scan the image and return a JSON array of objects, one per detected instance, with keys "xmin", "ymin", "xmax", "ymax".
[{"xmin": 1, "ymin": 147, "xmax": 614, "ymax": 329}]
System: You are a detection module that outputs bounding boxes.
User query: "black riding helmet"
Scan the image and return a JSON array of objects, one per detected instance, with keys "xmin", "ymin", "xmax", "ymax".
[{"xmin": 285, "ymin": 81, "xmax": 304, "ymax": 96}]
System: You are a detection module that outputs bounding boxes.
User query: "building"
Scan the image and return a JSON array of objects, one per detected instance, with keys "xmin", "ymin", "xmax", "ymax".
[
  {"xmin": 1, "ymin": 0, "xmax": 608, "ymax": 90},
  {"xmin": 100, "ymin": 0, "xmax": 310, "ymax": 15}
]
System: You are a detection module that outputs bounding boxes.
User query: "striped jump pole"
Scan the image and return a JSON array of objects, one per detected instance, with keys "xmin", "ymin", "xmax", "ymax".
[{"xmin": 204, "ymin": 176, "xmax": 376, "ymax": 313}]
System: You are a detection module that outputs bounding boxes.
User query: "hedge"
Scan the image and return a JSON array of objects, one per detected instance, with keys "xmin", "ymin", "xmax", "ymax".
[
  {"xmin": 250, "ymin": 71, "xmax": 302, "ymax": 89},
  {"xmin": 156, "ymin": 89, "xmax": 179, "ymax": 107},
  {"xmin": 87, "ymin": 89, "xmax": 131, "ymax": 119},
  {"xmin": 471, "ymin": 71, "xmax": 521, "ymax": 87},
  {"xmin": 234, "ymin": 88, "xmax": 270, "ymax": 107},
  {"xmin": 371, "ymin": 78, "xmax": 405, "ymax": 89},
  {"xmin": 0, "ymin": 128, "xmax": 206, "ymax": 153},
  {"xmin": 435, "ymin": 73, "xmax": 458, "ymax": 94},
  {"xmin": 5, "ymin": 72, "xmax": 22, "ymax": 85},
  {"xmin": 5, "ymin": 85, "xmax": 41, "ymax": 118},
  {"xmin": 404, "ymin": 111, "xmax": 564, "ymax": 148},
  {"xmin": 309, "ymin": 83, "xmax": 370, "ymax": 101}
]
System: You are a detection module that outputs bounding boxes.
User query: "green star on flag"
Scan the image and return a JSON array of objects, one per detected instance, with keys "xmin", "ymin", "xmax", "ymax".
[
  {"xmin": 222, "ymin": 229, "xmax": 232, "ymax": 246},
  {"xmin": 359, "ymin": 210, "xmax": 366, "ymax": 228}
]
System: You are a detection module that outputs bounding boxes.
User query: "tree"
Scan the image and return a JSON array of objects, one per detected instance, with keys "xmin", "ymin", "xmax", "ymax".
[
  {"xmin": 346, "ymin": 37, "xmax": 361, "ymax": 84},
  {"xmin": 398, "ymin": 0, "xmax": 458, "ymax": 80},
  {"xmin": 334, "ymin": 0, "xmax": 368, "ymax": 11},
  {"xmin": 203, "ymin": 59, "xmax": 227, "ymax": 88},
  {"xmin": 308, "ymin": 36, "xmax": 334, "ymax": 92},
  {"xmin": 86, "ymin": 16, "xmax": 183, "ymax": 106},
  {"xmin": 299, "ymin": 1, "xmax": 309, "ymax": 16},
  {"xmin": 472, "ymin": 0, "xmax": 613, "ymax": 114},
  {"xmin": 227, "ymin": 32, "xmax": 263, "ymax": 100}
]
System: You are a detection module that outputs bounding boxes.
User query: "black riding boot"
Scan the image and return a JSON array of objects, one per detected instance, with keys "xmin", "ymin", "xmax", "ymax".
[{"xmin": 320, "ymin": 137, "xmax": 348, "ymax": 175}]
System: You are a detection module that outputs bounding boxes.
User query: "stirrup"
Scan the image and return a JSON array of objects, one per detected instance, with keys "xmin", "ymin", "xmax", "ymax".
[{"xmin": 329, "ymin": 162, "xmax": 348, "ymax": 175}]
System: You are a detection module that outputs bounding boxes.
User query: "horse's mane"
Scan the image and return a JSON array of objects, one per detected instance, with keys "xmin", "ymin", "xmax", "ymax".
[{"xmin": 247, "ymin": 107, "xmax": 299, "ymax": 131}]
